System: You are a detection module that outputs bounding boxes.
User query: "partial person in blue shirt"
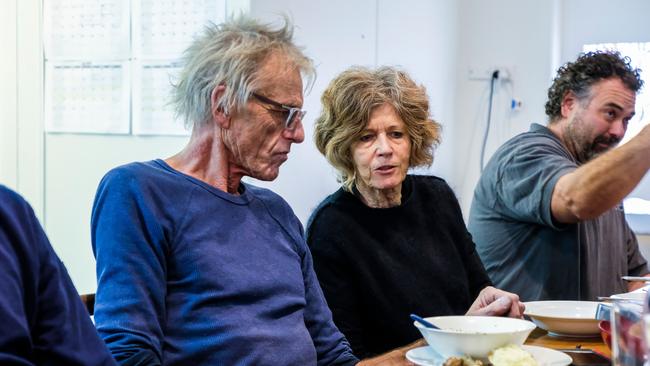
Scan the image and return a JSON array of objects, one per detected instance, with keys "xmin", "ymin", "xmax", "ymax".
[
  {"xmin": 0, "ymin": 185, "xmax": 116, "ymax": 366},
  {"xmin": 92, "ymin": 15, "xmax": 371, "ymax": 366}
]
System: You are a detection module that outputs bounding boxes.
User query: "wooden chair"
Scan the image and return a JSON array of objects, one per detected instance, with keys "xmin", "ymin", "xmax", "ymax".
[{"xmin": 80, "ymin": 293, "xmax": 96, "ymax": 316}]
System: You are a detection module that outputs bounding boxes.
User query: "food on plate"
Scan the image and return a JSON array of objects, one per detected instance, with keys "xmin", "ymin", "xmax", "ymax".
[
  {"xmin": 443, "ymin": 356, "xmax": 483, "ymax": 366},
  {"xmin": 488, "ymin": 344, "xmax": 538, "ymax": 366}
]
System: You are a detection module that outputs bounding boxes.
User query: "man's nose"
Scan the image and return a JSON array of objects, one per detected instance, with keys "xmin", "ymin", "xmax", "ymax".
[
  {"xmin": 610, "ymin": 119, "xmax": 627, "ymax": 140},
  {"xmin": 286, "ymin": 120, "xmax": 305, "ymax": 143}
]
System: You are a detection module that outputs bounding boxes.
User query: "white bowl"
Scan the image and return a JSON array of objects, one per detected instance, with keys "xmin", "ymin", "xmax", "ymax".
[
  {"xmin": 524, "ymin": 301, "xmax": 600, "ymax": 337},
  {"xmin": 413, "ymin": 316, "xmax": 536, "ymax": 359}
]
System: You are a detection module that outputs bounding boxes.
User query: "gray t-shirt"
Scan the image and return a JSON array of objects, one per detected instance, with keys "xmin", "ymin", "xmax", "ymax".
[{"xmin": 468, "ymin": 123, "xmax": 648, "ymax": 301}]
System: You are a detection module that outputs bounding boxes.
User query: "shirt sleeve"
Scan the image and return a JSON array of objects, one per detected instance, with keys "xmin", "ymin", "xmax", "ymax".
[
  {"xmin": 91, "ymin": 170, "xmax": 168, "ymax": 366},
  {"xmin": 495, "ymin": 139, "xmax": 576, "ymax": 229},
  {"xmin": 298, "ymin": 225, "xmax": 359, "ymax": 366}
]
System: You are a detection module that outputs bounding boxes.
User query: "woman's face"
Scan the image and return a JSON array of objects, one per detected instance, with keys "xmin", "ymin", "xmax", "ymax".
[{"xmin": 351, "ymin": 103, "xmax": 411, "ymax": 192}]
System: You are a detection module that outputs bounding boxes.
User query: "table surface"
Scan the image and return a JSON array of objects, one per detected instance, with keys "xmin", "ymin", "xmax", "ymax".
[{"xmin": 524, "ymin": 327, "xmax": 610, "ymax": 357}]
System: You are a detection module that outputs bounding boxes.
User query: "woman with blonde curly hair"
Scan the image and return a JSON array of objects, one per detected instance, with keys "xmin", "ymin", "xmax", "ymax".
[{"xmin": 306, "ymin": 66, "xmax": 524, "ymax": 358}]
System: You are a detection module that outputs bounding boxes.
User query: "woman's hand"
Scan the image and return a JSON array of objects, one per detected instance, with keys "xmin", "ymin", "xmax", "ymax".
[{"xmin": 466, "ymin": 286, "xmax": 525, "ymax": 318}]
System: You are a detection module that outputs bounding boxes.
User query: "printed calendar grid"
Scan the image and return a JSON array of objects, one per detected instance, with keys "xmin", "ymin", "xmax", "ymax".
[{"xmin": 44, "ymin": 0, "xmax": 225, "ymax": 135}]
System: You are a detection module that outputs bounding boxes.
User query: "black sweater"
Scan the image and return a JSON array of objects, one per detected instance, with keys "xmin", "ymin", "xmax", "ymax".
[{"xmin": 306, "ymin": 175, "xmax": 491, "ymax": 358}]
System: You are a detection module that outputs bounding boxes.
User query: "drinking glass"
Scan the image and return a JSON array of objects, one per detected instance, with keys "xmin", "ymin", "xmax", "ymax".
[{"xmin": 611, "ymin": 300, "xmax": 645, "ymax": 366}]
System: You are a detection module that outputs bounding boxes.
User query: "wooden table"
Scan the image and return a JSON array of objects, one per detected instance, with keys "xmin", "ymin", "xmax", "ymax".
[{"xmin": 525, "ymin": 327, "xmax": 611, "ymax": 357}]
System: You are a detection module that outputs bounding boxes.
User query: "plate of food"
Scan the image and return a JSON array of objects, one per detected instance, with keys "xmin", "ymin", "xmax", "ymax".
[
  {"xmin": 524, "ymin": 301, "xmax": 600, "ymax": 337},
  {"xmin": 405, "ymin": 344, "xmax": 571, "ymax": 366}
]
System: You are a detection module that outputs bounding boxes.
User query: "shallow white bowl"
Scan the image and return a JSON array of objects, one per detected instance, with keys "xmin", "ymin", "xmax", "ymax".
[
  {"xmin": 413, "ymin": 316, "xmax": 536, "ymax": 358},
  {"xmin": 524, "ymin": 301, "xmax": 600, "ymax": 337},
  {"xmin": 611, "ymin": 286, "xmax": 648, "ymax": 302}
]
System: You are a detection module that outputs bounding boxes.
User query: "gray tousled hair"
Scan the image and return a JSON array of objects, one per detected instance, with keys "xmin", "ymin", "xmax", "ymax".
[{"xmin": 171, "ymin": 15, "xmax": 315, "ymax": 128}]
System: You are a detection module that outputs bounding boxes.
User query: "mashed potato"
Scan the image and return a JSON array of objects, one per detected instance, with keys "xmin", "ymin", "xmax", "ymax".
[{"xmin": 488, "ymin": 344, "xmax": 538, "ymax": 366}]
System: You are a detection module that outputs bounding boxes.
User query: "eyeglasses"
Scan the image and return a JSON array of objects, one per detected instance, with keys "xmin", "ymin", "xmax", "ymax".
[{"xmin": 250, "ymin": 92, "xmax": 306, "ymax": 131}]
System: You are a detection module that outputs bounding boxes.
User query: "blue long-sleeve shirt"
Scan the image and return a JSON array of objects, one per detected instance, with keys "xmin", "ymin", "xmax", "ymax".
[
  {"xmin": 0, "ymin": 185, "xmax": 116, "ymax": 366},
  {"xmin": 91, "ymin": 160, "xmax": 358, "ymax": 365}
]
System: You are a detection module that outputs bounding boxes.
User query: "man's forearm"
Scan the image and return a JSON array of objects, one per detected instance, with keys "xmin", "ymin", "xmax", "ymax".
[{"xmin": 552, "ymin": 127, "xmax": 650, "ymax": 223}]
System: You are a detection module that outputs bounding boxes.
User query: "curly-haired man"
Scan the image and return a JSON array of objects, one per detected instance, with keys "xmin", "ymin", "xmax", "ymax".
[{"xmin": 468, "ymin": 51, "xmax": 650, "ymax": 301}]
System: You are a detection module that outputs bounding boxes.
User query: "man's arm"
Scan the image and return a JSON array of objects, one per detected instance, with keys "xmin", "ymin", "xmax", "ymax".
[
  {"xmin": 627, "ymin": 278, "xmax": 650, "ymax": 292},
  {"xmin": 0, "ymin": 187, "xmax": 116, "ymax": 366},
  {"xmin": 92, "ymin": 170, "xmax": 167, "ymax": 365},
  {"xmin": 552, "ymin": 124, "xmax": 650, "ymax": 223}
]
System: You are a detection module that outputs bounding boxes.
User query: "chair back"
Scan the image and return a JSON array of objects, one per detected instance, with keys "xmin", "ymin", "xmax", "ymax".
[{"xmin": 80, "ymin": 293, "xmax": 95, "ymax": 316}]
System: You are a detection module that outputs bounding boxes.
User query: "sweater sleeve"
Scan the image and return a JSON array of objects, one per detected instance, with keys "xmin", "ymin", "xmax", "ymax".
[
  {"xmin": 0, "ymin": 186, "xmax": 116, "ymax": 366},
  {"xmin": 440, "ymin": 180, "xmax": 492, "ymax": 299},
  {"xmin": 309, "ymin": 235, "xmax": 369, "ymax": 358},
  {"xmin": 463, "ymin": 230, "xmax": 493, "ymax": 299},
  {"xmin": 307, "ymin": 209, "xmax": 370, "ymax": 359},
  {"xmin": 301, "ymin": 244, "xmax": 359, "ymax": 366},
  {"xmin": 91, "ymin": 170, "xmax": 169, "ymax": 366}
]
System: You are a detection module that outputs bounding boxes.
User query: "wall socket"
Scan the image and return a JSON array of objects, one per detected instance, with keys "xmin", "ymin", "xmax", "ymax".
[{"xmin": 468, "ymin": 66, "xmax": 511, "ymax": 81}]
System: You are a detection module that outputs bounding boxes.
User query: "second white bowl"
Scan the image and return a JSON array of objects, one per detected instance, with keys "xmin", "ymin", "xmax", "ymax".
[{"xmin": 524, "ymin": 300, "xmax": 600, "ymax": 336}]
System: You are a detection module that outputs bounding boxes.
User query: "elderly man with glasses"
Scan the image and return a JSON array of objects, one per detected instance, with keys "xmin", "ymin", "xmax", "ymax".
[{"xmin": 91, "ymin": 16, "xmax": 364, "ymax": 366}]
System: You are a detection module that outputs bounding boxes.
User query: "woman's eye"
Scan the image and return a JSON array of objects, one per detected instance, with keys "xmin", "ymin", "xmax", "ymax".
[
  {"xmin": 390, "ymin": 131, "xmax": 404, "ymax": 138},
  {"xmin": 359, "ymin": 134, "xmax": 373, "ymax": 142}
]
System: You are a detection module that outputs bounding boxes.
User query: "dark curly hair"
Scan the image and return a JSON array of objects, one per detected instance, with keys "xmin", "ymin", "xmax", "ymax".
[{"xmin": 545, "ymin": 51, "xmax": 643, "ymax": 122}]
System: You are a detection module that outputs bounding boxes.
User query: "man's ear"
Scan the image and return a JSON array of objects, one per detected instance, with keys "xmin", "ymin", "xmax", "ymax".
[
  {"xmin": 211, "ymin": 85, "xmax": 229, "ymax": 129},
  {"xmin": 560, "ymin": 91, "xmax": 578, "ymax": 118}
]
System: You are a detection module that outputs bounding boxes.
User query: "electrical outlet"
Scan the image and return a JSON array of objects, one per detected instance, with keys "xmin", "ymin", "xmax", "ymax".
[{"xmin": 468, "ymin": 66, "xmax": 511, "ymax": 81}]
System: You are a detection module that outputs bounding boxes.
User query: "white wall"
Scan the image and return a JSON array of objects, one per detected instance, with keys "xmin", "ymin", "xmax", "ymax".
[
  {"xmin": 561, "ymin": 0, "xmax": 650, "ymax": 63},
  {"xmin": 453, "ymin": 0, "xmax": 558, "ymax": 215}
]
